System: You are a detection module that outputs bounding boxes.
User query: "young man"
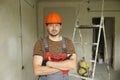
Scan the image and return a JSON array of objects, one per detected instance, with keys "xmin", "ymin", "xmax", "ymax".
[{"xmin": 33, "ymin": 13, "xmax": 77, "ymax": 80}]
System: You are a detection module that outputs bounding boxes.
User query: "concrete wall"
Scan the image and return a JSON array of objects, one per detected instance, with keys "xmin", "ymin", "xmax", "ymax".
[
  {"xmin": 0, "ymin": 0, "xmax": 37, "ymax": 80},
  {"xmin": 37, "ymin": 0, "xmax": 120, "ymax": 72}
]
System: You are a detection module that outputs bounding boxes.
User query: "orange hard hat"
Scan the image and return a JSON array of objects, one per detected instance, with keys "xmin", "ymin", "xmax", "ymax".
[{"xmin": 46, "ymin": 13, "xmax": 62, "ymax": 24}]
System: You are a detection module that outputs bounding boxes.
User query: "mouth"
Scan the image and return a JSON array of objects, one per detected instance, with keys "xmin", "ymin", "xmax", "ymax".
[{"xmin": 52, "ymin": 30, "xmax": 57, "ymax": 33}]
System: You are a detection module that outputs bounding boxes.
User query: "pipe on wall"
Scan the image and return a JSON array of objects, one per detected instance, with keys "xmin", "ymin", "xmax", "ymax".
[{"xmin": 87, "ymin": 8, "xmax": 120, "ymax": 12}]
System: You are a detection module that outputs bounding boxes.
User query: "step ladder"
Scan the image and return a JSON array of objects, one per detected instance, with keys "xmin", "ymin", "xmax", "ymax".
[
  {"xmin": 71, "ymin": 0, "xmax": 110, "ymax": 80},
  {"xmin": 72, "ymin": 17, "xmax": 110, "ymax": 80}
]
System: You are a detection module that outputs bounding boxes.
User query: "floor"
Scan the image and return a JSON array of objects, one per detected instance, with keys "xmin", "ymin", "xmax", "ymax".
[{"xmin": 69, "ymin": 63, "xmax": 120, "ymax": 80}]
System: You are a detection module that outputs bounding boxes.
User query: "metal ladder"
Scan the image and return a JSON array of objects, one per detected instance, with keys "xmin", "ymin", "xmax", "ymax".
[
  {"xmin": 70, "ymin": 0, "xmax": 110, "ymax": 80},
  {"xmin": 71, "ymin": 17, "xmax": 110, "ymax": 80}
]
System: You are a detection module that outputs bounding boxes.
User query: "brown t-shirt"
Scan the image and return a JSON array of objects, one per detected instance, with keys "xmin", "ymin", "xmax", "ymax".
[{"xmin": 33, "ymin": 36, "xmax": 76, "ymax": 58}]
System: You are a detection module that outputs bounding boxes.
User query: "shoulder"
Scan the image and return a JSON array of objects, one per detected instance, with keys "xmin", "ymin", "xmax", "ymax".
[
  {"xmin": 63, "ymin": 37, "xmax": 74, "ymax": 46},
  {"xmin": 34, "ymin": 38, "xmax": 44, "ymax": 48},
  {"xmin": 36, "ymin": 38, "xmax": 44, "ymax": 43},
  {"xmin": 63, "ymin": 37, "xmax": 76, "ymax": 54},
  {"xmin": 63, "ymin": 37, "xmax": 72, "ymax": 43}
]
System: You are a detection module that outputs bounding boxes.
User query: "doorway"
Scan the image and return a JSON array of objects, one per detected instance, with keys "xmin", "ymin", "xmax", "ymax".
[{"xmin": 92, "ymin": 17, "xmax": 115, "ymax": 68}]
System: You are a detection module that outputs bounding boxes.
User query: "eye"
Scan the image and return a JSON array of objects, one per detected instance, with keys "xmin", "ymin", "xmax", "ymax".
[
  {"xmin": 48, "ymin": 24, "xmax": 53, "ymax": 27},
  {"xmin": 55, "ymin": 24, "xmax": 61, "ymax": 27}
]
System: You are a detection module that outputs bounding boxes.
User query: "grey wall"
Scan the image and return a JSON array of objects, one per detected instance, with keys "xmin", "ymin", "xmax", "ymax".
[{"xmin": 0, "ymin": 0, "xmax": 37, "ymax": 80}]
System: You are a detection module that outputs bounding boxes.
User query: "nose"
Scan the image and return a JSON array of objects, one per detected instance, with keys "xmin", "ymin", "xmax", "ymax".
[{"xmin": 52, "ymin": 24, "xmax": 56, "ymax": 29}]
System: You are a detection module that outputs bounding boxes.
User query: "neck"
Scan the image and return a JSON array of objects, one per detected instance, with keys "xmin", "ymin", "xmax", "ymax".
[{"xmin": 48, "ymin": 35, "xmax": 62, "ymax": 41}]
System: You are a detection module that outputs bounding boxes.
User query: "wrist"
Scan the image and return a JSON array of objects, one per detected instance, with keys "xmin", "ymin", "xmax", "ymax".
[
  {"xmin": 46, "ymin": 61, "xmax": 50, "ymax": 66},
  {"xmin": 46, "ymin": 61, "xmax": 53, "ymax": 67},
  {"xmin": 42, "ymin": 60, "xmax": 48, "ymax": 66}
]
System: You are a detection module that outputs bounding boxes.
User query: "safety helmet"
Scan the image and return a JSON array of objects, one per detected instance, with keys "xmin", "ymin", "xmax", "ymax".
[{"xmin": 45, "ymin": 13, "xmax": 62, "ymax": 24}]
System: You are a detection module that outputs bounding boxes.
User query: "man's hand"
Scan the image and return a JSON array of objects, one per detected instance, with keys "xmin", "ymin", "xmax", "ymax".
[
  {"xmin": 65, "ymin": 54, "xmax": 72, "ymax": 60},
  {"xmin": 42, "ymin": 54, "xmax": 72, "ymax": 66},
  {"xmin": 46, "ymin": 54, "xmax": 77, "ymax": 70}
]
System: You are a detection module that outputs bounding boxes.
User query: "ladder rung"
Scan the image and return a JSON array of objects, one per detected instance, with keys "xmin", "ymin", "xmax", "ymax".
[
  {"xmin": 75, "ymin": 24, "xmax": 100, "ymax": 29},
  {"xmin": 73, "ymin": 42, "xmax": 81, "ymax": 44},
  {"xmin": 92, "ymin": 43, "xmax": 98, "ymax": 45},
  {"xmin": 90, "ymin": 60, "xmax": 96, "ymax": 63},
  {"xmin": 79, "ymin": 75, "xmax": 92, "ymax": 80},
  {"xmin": 69, "ymin": 73, "xmax": 92, "ymax": 80},
  {"xmin": 92, "ymin": 25, "xmax": 100, "ymax": 27},
  {"xmin": 84, "ymin": 42, "xmax": 98, "ymax": 45},
  {"xmin": 73, "ymin": 42, "xmax": 98, "ymax": 46}
]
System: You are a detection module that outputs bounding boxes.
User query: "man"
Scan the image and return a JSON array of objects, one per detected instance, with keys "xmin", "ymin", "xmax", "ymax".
[{"xmin": 33, "ymin": 12, "xmax": 77, "ymax": 80}]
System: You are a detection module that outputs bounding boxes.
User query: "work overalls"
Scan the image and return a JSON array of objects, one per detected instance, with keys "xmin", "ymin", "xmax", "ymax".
[{"xmin": 38, "ymin": 37, "xmax": 69, "ymax": 80}]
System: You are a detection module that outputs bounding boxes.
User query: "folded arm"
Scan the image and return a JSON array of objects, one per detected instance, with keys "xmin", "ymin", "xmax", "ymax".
[
  {"xmin": 33, "ymin": 55, "xmax": 60, "ymax": 76},
  {"xmin": 46, "ymin": 53, "xmax": 77, "ymax": 70}
]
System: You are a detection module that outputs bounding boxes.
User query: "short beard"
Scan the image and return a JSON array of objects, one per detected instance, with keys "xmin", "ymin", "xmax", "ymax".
[{"xmin": 49, "ymin": 33, "xmax": 59, "ymax": 37}]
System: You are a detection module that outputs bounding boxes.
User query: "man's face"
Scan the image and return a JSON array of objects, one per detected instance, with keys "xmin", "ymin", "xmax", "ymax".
[{"xmin": 46, "ymin": 23, "xmax": 62, "ymax": 37}]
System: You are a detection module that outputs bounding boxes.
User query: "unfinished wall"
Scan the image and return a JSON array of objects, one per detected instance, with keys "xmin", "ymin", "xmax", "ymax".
[
  {"xmin": 0, "ymin": 0, "xmax": 22, "ymax": 80},
  {"xmin": 20, "ymin": 0, "xmax": 37, "ymax": 80},
  {"xmin": 37, "ymin": 0, "xmax": 120, "ymax": 72},
  {"xmin": 0, "ymin": 0, "xmax": 37, "ymax": 80}
]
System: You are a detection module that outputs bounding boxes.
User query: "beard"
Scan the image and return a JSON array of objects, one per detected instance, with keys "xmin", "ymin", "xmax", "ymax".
[
  {"xmin": 49, "ymin": 32, "xmax": 60, "ymax": 37},
  {"xmin": 48, "ymin": 30, "xmax": 60, "ymax": 37}
]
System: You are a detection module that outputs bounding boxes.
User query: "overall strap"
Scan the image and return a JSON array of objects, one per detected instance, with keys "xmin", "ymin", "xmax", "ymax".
[
  {"xmin": 43, "ymin": 37, "xmax": 67, "ymax": 53},
  {"xmin": 43, "ymin": 37, "xmax": 49, "ymax": 52},
  {"xmin": 62, "ymin": 37, "xmax": 67, "ymax": 53}
]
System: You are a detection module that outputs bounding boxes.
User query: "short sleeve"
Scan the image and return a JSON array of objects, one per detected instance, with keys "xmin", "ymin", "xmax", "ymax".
[
  {"xmin": 65, "ymin": 38, "xmax": 76, "ymax": 54},
  {"xmin": 33, "ymin": 39, "xmax": 44, "ymax": 56}
]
